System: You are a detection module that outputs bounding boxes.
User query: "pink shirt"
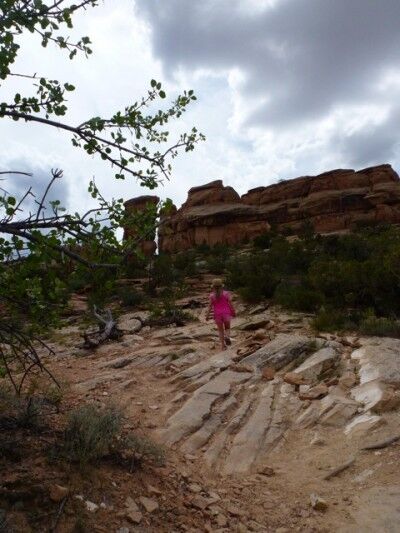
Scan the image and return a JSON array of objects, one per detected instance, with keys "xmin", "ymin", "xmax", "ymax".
[{"xmin": 210, "ymin": 290, "xmax": 232, "ymax": 317}]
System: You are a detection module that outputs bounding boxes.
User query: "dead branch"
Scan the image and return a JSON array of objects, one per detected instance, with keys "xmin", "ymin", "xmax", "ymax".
[{"xmin": 82, "ymin": 306, "xmax": 123, "ymax": 349}]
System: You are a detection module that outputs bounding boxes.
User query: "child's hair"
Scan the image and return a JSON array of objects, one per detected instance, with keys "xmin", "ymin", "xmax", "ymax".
[{"xmin": 212, "ymin": 278, "xmax": 223, "ymax": 298}]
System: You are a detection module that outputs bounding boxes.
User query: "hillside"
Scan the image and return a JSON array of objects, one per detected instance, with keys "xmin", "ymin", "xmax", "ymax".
[{"xmin": 1, "ymin": 273, "xmax": 399, "ymax": 532}]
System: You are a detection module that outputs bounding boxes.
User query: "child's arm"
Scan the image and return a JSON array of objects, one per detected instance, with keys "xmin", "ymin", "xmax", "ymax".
[{"xmin": 228, "ymin": 293, "xmax": 236, "ymax": 317}]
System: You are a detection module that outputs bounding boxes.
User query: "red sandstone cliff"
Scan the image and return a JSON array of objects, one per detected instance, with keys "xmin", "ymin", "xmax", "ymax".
[
  {"xmin": 124, "ymin": 195, "xmax": 159, "ymax": 256},
  {"xmin": 124, "ymin": 164, "xmax": 400, "ymax": 254}
]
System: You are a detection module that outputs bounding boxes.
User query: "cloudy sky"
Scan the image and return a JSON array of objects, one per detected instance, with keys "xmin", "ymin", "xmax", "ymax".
[{"xmin": 2, "ymin": 0, "xmax": 400, "ymax": 216}]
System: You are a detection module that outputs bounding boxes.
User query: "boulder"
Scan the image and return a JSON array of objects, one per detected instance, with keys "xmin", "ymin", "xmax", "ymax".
[{"xmin": 293, "ymin": 346, "xmax": 339, "ymax": 381}]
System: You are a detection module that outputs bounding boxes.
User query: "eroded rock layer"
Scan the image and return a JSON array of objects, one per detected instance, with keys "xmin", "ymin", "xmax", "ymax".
[
  {"xmin": 156, "ymin": 164, "xmax": 400, "ymax": 252},
  {"xmin": 123, "ymin": 195, "xmax": 159, "ymax": 256}
]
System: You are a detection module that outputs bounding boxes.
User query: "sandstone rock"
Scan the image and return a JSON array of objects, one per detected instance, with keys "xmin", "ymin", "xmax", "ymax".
[
  {"xmin": 293, "ymin": 346, "xmax": 339, "ymax": 381},
  {"xmin": 262, "ymin": 367, "xmax": 275, "ymax": 380},
  {"xmin": 49, "ymin": 484, "xmax": 68, "ymax": 502},
  {"xmin": 310, "ymin": 433, "xmax": 326, "ymax": 446},
  {"xmin": 258, "ymin": 466, "xmax": 275, "ymax": 476},
  {"xmin": 241, "ymin": 334, "xmax": 314, "ymax": 370},
  {"xmin": 139, "ymin": 496, "xmax": 159, "ymax": 513},
  {"xmin": 299, "ymin": 383, "xmax": 328, "ymax": 400},
  {"xmin": 126, "ymin": 510, "xmax": 142, "ymax": 524},
  {"xmin": 123, "ymin": 196, "xmax": 159, "ymax": 257},
  {"xmin": 351, "ymin": 380, "xmax": 400, "ymax": 413},
  {"xmin": 227, "ymin": 505, "xmax": 246, "ymax": 517},
  {"xmin": 125, "ymin": 497, "xmax": 139, "ymax": 512},
  {"xmin": 188, "ymin": 483, "xmax": 202, "ymax": 493},
  {"xmin": 339, "ymin": 372, "xmax": 357, "ymax": 389},
  {"xmin": 238, "ymin": 317, "xmax": 270, "ymax": 331},
  {"xmin": 216, "ymin": 514, "xmax": 228, "ymax": 527},
  {"xmin": 191, "ymin": 495, "xmax": 209, "ymax": 510},
  {"xmin": 284, "ymin": 372, "xmax": 307, "ymax": 386},
  {"xmin": 351, "ymin": 339, "xmax": 400, "ymax": 388},
  {"xmin": 155, "ymin": 164, "xmax": 400, "ymax": 252},
  {"xmin": 85, "ymin": 500, "xmax": 99, "ymax": 512},
  {"xmin": 310, "ymin": 494, "xmax": 328, "ymax": 512},
  {"xmin": 252, "ymin": 329, "xmax": 268, "ymax": 340},
  {"xmin": 344, "ymin": 413, "xmax": 383, "ymax": 437}
]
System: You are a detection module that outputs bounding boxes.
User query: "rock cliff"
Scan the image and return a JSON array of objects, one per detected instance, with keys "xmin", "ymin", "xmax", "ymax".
[
  {"xmin": 123, "ymin": 195, "xmax": 159, "ymax": 256},
  {"xmin": 124, "ymin": 164, "xmax": 400, "ymax": 253}
]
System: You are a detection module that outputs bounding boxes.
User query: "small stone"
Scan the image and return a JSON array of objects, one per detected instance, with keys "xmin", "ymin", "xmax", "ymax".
[
  {"xmin": 299, "ymin": 383, "xmax": 328, "ymax": 400},
  {"xmin": 216, "ymin": 514, "xmax": 228, "ymax": 527},
  {"xmin": 116, "ymin": 528, "xmax": 130, "ymax": 533},
  {"xmin": 188, "ymin": 483, "xmax": 202, "ymax": 493},
  {"xmin": 262, "ymin": 367, "xmax": 275, "ymax": 381},
  {"xmin": 125, "ymin": 497, "xmax": 139, "ymax": 512},
  {"xmin": 339, "ymin": 372, "xmax": 357, "ymax": 389},
  {"xmin": 191, "ymin": 495, "xmax": 210, "ymax": 510},
  {"xmin": 253, "ymin": 329, "xmax": 267, "ymax": 340},
  {"xmin": 310, "ymin": 494, "xmax": 328, "ymax": 512},
  {"xmin": 139, "ymin": 496, "xmax": 159, "ymax": 513},
  {"xmin": 146, "ymin": 484, "xmax": 162, "ymax": 496},
  {"xmin": 126, "ymin": 510, "xmax": 143, "ymax": 524},
  {"xmin": 258, "ymin": 466, "xmax": 275, "ymax": 476},
  {"xmin": 49, "ymin": 484, "xmax": 69, "ymax": 503},
  {"xmin": 85, "ymin": 500, "xmax": 99, "ymax": 512},
  {"xmin": 227, "ymin": 505, "xmax": 246, "ymax": 517},
  {"xmin": 372, "ymin": 388, "xmax": 400, "ymax": 413},
  {"xmin": 284, "ymin": 372, "xmax": 307, "ymax": 386},
  {"xmin": 310, "ymin": 433, "xmax": 325, "ymax": 446}
]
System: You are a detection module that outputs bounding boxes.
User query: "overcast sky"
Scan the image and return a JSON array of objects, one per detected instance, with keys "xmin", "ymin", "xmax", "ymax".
[{"xmin": 2, "ymin": 0, "xmax": 400, "ymax": 215}]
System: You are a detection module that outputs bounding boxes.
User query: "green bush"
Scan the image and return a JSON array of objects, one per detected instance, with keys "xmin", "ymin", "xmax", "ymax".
[
  {"xmin": 359, "ymin": 315, "xmax": 400, "ymax": 338},
  {"xmin": 121, "ymin": 433, "xmax": 166, "ymax": 467},
  {"xmin": 119, "ymin": 288, "xmax": 145, "ymax": 307},
  {"xmin": 62, "ymin": 404, "xmax": 123, "ymax": 466},
  {"xmin": 253, "ymin": 231, "xmax": 273, "ymax": 249},
  {"xmin": 311, "ymin": 308, "xmax": 362, "ymax": 332},
  {"xmin": 173, "ymin": 250, "xmax": 198, "ymax": 277},
  {"xmin": 274, "ymin": 282, "xmax": 324, "ymax": 312}
]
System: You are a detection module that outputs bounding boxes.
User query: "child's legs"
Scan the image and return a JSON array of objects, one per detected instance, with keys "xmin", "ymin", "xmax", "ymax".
[
  {"xmin": 215, "ymin": 318, "xmax": 226, "ymax": 348},
  {"xmin": 224, "ymin": 319, "xmax": 231, "ymax": 338}
]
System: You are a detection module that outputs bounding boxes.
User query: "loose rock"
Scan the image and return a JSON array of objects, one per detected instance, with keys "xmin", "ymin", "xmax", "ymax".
[{"xmin": 310, "ymin": 494, "xmax": 328, "ymax": 511}]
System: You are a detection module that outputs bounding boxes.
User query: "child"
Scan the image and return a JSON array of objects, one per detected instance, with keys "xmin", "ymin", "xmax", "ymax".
[{"xmin": 206, "ymin": 278, "xmax": 236, "ymax": 350}]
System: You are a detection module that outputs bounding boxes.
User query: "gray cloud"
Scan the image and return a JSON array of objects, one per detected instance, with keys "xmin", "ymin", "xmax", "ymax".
[{"xmin": 137, "ymin": 0, "xmax": 400, "ymax": 170}]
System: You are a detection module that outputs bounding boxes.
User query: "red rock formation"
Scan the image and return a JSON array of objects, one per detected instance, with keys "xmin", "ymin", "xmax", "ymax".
[
  {"xmin": 158, "ymin": 181, "xmax": 270, "ymax": 252},
  {"xmin": 124, "ymin": 164, "xmax": 400, "ymax": 254},
  {"xmin": 124, "ymin": 195, "xmax": 159, "ymax": 256}
]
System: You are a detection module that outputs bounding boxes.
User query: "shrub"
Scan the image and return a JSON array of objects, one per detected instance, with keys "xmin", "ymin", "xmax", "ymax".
[
  {"xmin": 62, "ymin": 404, "xmax": 123, "ymax": 466},
  {"xmin": 121, "ymin": 433, "xmax": 166, "ymax": 467},
  {"xmin": 359, "ymin": 315, "xmax": 400, "ymax": 338},
  {"xmin": 274, "ymin": 282, "xmax": 324, "ymax": 312},
  {"xmin": 311, "ymin": 308, "xmax": 362, "ymax": 333},
  {"xmin": 119, "ymin": 288, "xmax": 145, "ymax": 307},
  {"xmin": 173, "ymin": 251, "xmax": 198, "ymax": 276},
  {"xmin": 226, "ymin": 253, "xmax": 280, "ymax": 302},
  {"xmin": 253, "ymin": 231, "xmax": 272, "ymax": 249}
]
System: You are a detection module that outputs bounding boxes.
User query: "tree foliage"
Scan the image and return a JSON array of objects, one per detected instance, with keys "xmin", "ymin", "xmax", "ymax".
[{"xmin": 0, "ymin": 1, "xmax": 204, "ymax": 391}]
